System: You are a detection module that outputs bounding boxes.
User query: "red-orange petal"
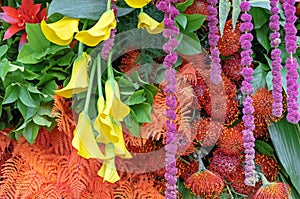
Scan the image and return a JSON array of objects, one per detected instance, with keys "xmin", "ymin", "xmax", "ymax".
[{"xmin": 3, "ymin": 24, "xmax": 24, "ymax": 40}]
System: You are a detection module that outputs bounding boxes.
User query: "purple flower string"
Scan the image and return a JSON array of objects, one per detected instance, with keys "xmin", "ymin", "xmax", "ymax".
[
  {"xmin": 270, "ymin": 0, "xmax": 284, "ymax": 117},
  {"xmin": 157, "ymin": 1, "xmax": 179, "ymax": 198},
  {"xmin": 239, "ymin": 1, "xmax": 256, "ymax": 187},
  {"xmin": 207, "ymin": 0, "xmax": 222, "ymax": 84},
  {"xmin": 282, "ymin": 0, "xmax": 300, "ymax": 124}
]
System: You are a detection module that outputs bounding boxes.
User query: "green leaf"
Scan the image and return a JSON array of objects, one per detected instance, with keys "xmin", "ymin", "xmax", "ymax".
[
  {"xmin": 219, "ymin": 0, "xmax": 231, "ymax": 36},
  {"xmin": 249, "ymin": 0, "xmax": 271, "ymax": 10},
  {"xmin": 124, "ymin": 110, "xmax": 140, "ymax": 137},
  {"xmin": 268, "ymin": 118, "xmax": 300, "ymax": 195},
  {"xmin": 33, "ymin": 114, "xmax": 52, "ymax": 127},
  {"xmin": 176, "ymin": 33, "xmax": 202, "ymax": 55},
  {"xmin": 57, "ymin": 51, "xmax": 75, "ymax": 66},
  {"xmin": 252, "ymin": 63, "xmax": 268, "ymax": 90},
  {"xmin": 232, "ymin": 0, "xmax": 241, "ymax": 31},
  {"xmin": 184, "ymin": 14, "xmax": 206, "ymax": 33},
  {"xmin": 22, "ymin": 121, "xmax": 40, "ymax": 144},
  {"xmin": 3, "ymin": 84, "xmax": 19, "ymax": 104},
  {"xmin": 17, "ymin": 100, "xmax": 38, "ymax": 121},
  {"xmin": 176, "ymin": 0, "xmax": 194, "ymax": 12},
  {"xmin": 131, "ymin": 103, "xmax": 152, "ymax": 123},
  {"xmin": 255, "ymin": 140, "xmax": 274, "ymax": 156},
  {"xmin": 19, "ymin": 86, "xmax": 37, "ymax": 107},
  {"xmin": 126, "ymin": 90, "xmax": 146, "ymax": 106},
  {"xmin": 255, "ymin": 23, "xmax": 271, "ymax": 52},
  {"xmin": 178, "ymin": 178, "xmax": 197, "ymax": 199},
  {"xmin": 176, "ymin": 13, "xmax": 188, "ymax": 29},
  {"xmin": 0, "ymin": 45, "xmax": 8, "ymax": 59},
  {"xmin": 0, "ymin": 59, "xmax": 10, "ymax": 81},
  {"xmin": 17, "ymin": 24, "xmax": 50, "ymax": 64},
  {"xmin": 249, "ymin": 7, "xmax": 268, "ymax": 29}
]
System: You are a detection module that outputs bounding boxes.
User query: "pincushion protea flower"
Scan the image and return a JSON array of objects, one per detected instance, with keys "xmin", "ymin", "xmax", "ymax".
[
  {"xmin": 179, "ymin": 0, "xmax": 210, "ymax": 15},
  {"xmin": 255, "ymin": 154, "xmax": 280, "ymax": 182},
  {"xmin": 217, "ymin": 125, "xmax": 244, "ymax": 155},
  {"xmin": 177, "ymin": 158, "xmax": 199, "ymax": 181}
]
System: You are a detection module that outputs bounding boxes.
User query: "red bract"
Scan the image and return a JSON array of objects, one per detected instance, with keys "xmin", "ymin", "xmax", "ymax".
[{"xmin": 0, "ymin": 0, "xmax": 47, "ymax": 48}]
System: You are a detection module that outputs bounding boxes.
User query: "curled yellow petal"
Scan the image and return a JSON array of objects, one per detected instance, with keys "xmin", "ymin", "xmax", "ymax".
[
  {"xmin": 41, "ymin": 17, "xmax": 79, "ymax": 46},
  {"xmin": 138, "ymin": 12, "xmax": 164, "ymax": 34},
  {"xmin": 104, "ymin": 78, "xmax": 130, "ymax": 121},
  {"xmin": 72, "ymin": 112, "xmax": 106, "ymax": 159},
  {"xmin": 94, "ymin": 96, "xmax": 119, "ymax": 144},
  {"xmin": 55, "ymin": 52, "xmax": 90, "ymax": 98},
  {"xmin": 75, "ymin": 10, "xmax": 116, "ymax": 47},
  {"xmin": 124, "ymin": 0, "xmax": 151, "ymax": 8},
  {"xmin": 113, "ymin": 121, "xmax": 132, "ymax": 159}
]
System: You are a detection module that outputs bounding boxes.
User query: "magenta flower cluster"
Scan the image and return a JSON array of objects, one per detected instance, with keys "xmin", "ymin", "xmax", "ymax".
[
  {"xmin": 207, "ymin": 0, "xmax": 222, "ymax": 84},
  {"xmin": 282, "ymin": 0, "xmax": 300, "ymax": 124},
  {"xmin": 101, "ymin": 29, "xmax": 116, "ymax": 60},
  {"xmin": 239, "ymin": 1, "xmax": 256, "ymax": 187},
  {"xmin": 157, "ymin": 1, "xmax": 179, "ymax": 198},
  {"xmin": 270, "ymin": 0, "xmax": 283, "ymax": 117}
]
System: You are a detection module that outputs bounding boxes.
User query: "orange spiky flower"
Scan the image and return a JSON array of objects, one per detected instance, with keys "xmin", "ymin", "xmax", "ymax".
[
  {"xmin": 178, "ymin": 0, "xmax": 209, "ymax": 15},
  {"xmin": 177, "ymin": 157, "xmax": 199, "ymax": 181},
  {"xmin": 217, "ymin": 125, "xmax": 244, "ymax": 155},
  {"xmin": 119, "ymin": 49, "xmax": 141, "ymax": 73},
  {"xmin": 254, "ymin": 173, "xmax": 291, "ymax": 199},
  {"xmin": 255, "ymin": 153, "xmax": 280, "ymax": 182},
  {"xmin": 218, "ymin": 19, "xmax": 241, "ymax": 56},
  {"xmin": 222, "ymin": 53, "xmax": 244, "ymax": 84}
]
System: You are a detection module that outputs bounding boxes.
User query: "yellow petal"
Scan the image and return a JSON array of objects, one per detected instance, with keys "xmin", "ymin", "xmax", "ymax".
[
  {"xmin": 72, "ymin": 112, "xmax": 106, "ymax": 159},
  {"xmin": 98, "ymin": 144, "xmax": 120, "ymax": 183},
  {"xmin": 138, "ymin": 12, "xmax": 164, "ymax": 34},
  {"xmin": 104, "ymin": 78, "xmax": 130, "ymax": 121},
  {"xmin": 113, "ymin": 121, "xmax": 132, "ymax": 159},
  {"xmin": 94, "ymin": 96, "xmax": 119, "ymax": 144},
  {"xmin": 41, "ymin": 17, "xmax": 79, "ymax": 46},
  {"xmin": 124, "ymin": 0, "xmax": 151, "ymax": 8},
  {"xmin": 55, "ymin": 52, "xmax": 91, "ymax": 98},
  {"xmin": 75, "ymin": 10, "xmax": 116, "ymax": 47}
]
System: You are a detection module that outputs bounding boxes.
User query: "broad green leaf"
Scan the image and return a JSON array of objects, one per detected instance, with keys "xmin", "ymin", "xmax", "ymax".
[
  {"xmin": 252, "ymin": 63, "xmax": 268, "ymax": 91},
  {"xmin": 178, "ymin": 178, "xmax": 197, "ymax": 199},
  {"xmin": 249, "ymin": 7, "xmax": 268, "ymax": 29},
  {"xmin": 219, "ymin": 0, "xmax": 231, "ymax": 36},
  {"xmin": 176, "ymin": 13, "xmax": 188, "ymax": 29},
  {"xmin": 0, "ymin": 45, "xmax": 8, "ymax": 59},
  {"xmin": 176, "ymin": 0, "xmax": 194, "ymax": 12},
  {"xmin": 255, "ymin": 23, "xmax": 271, "ymax": 52},
  {"xmin": 126, "ymin": 89, "xmax": 146, "ymax": 106},
  {"xmin": 131, "ymin": 103, "xmax": 152, "ymax": 123},
  {"xmin": 232, "ymin": 0, "xmax": 241, "ymax": 31},
  {"xmin": 268, "ymin": 118, "xmax": 300, "ymax": 195},
  {"xmin": 19, "ymin": 86, "xmax": 37, "ymax": 107},
  {"xmin": 33, "ymin": 114, "xmax": 52, "ymax": 127},
  {"xmin": 0, "ymin": 59, "xmax": 10, "ymax": 81},
  {"xmin": 184, "ymin": 14, "xmax": 206, "ymax": 33},
  {"xmin": 255, "ymin": 140, "xmax": 274, "ymax": 156},
  {"xmin": 176, "ymin": 32, "xmax": 202, "ymax": 55},
  {"xmin": 265, "ymin": 71, "xmax": 273, "ymax": 91},
  {"xmin": 17, "ymin": 100, "xmax": 38, "ymax": 121},
  {"xmin": 249, "ymin": 0, "xmax": 270, "ymax": 10},
  {"xmin": 22, "ymin": 121, "xmax": 40, "ymax": 144},
  {"xmin": 3, "ymin": 85, "xmax": 19, "ymax": 104},
  {"xmin": 57, "ymin": 51, "xmax": 75, "ymax": 66},
  {"xmin": 124, "ymin": 110, "xmax": 140, "ymax": 137}
]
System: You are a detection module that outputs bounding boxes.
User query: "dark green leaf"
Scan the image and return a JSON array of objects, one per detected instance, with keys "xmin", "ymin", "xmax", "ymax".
[
  {"xmin": 3, "ymin": 84, "xmax": 19, "ymax": 104},
  {"xmin": 22, "ymin": 121, "xmax": 40, "ymax": 144},
  {"xmin": 124, "ymin": 110, "xmax": 140, "ymax": 137},
  {"xmin": 176, "ymin": 13, "xmax": 188, "ymax": 29},
  {"xmin": 0, "ymin": 59, "xmax": 10, "ymax": 81},
  {"xmin": 255, "ymin": 23, "xmax": 271, "ymax": 52},
  {"xmin": 17, "ymin": 100, "xmax": 38, "ymax": 121},
  {"xmin": 19, "ymin": 86, "xmax": 37, "ymax": 107},
  {"xmin": 184, "ymin": 14, "xmax": 206, "ymax": 33},
  {"xmin": 232, "ymin": 0, "xmax": 241, "ymax": 31},
  {"xmin": 255, "ymin": 140, "xmax": 274, "ymax": 156},
  {"xmin": 176, "ymin": 33, "xmax": 202, "ymax": 55},
  {"xmin": 249, "ymin": 7, "xmax": 268, "ymax": 29},
  {"xmin": 178, "ymin": 178, "xmax": 197, "ymax": 199},
  {"xmin": 268, "ymin": 118, "xmax": 300, "ymax": 195},
  {"xmin": 219, "ymin": 0, "xmax": 231, "ymax": 36},
  {"xmin": 176, "ymin": 0, "xmax": 194, "ymax": 12},
  {"xmin": 126, "ymin": 89, "xmax": 146, "ymax": 106},
  {"xmin": 57, "ymin": 51, "xmax": 75, "ymax": 66},
  {"xmin": 33, "ymin": 114, "xmax": 52, "ymax": 127},
  {"xmin": 252, "ymin": 63, "xmax": 268, "ymax": 91},
  {"xmin": 0, "ymin": 45, "xmax": 8, "ymax": 59},
  {"xmin": 131, "ymin": 103, "xmax": 152, "ymax": 123}
]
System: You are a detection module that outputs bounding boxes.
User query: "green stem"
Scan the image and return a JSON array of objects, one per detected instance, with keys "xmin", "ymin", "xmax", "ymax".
[
  {"xmin": 97, "ymin": 54, "xmax": 103, "ymax": 97},
  {"xmin": 77, "ymin": 20, "xmax": 89, "ymax": 56},
  {"xmin": 83, "ymin": 60, "xmax": 97, "ymax": 113},
  {"xmin": 107, "ymin": 51, "xmax": 114, "ymax": 79},
  {"xmin": 107, "ymin": 0, "xmax": 112, "ymax": 11},
  {"xmin": 197, "ymin": 150, "xmax": 206, "ymax": 172},
  {"xmin": 258, "ymin": 172, "xmax": 270, "ymax": 185},
  {"xmin": 140, "ymin": 8, "xmax": 144, "ymax": 13}
]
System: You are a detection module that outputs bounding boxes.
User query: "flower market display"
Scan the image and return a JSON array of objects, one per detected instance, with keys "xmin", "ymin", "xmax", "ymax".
[{"xmin": 0, "ymin": 0, "xmax": 300, "ymax": 198}]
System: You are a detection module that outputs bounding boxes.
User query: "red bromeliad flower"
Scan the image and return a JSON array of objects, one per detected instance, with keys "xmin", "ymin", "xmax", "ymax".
[{"xmin": 0, "ymin": 0, "xmax": 47, "ymax": 49}]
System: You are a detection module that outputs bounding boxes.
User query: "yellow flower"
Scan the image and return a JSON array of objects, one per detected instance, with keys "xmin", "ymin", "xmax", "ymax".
[
  {"xmin": 124, "ymin": 0, "xmax": 151, "ymax": 8},
  {"xmin": 75, "ymin": 10, "xmax": 116, "ymax": 47},
  {"xmin": 103, "ymin": 78, "xmax": 130, "ymax": 121},
  {"xmin": 41, "ymin": 17, "xmax": 79, "ymax": 46},
  {"xmin": 98, "ymin": 144, "xmax": 120, "ymax": 183},
  {"xmin": 55, "ymin": 52, "xmax": 90, "ymax": 98},
  {"xmin": 94, "ymin": 96, "xmax": 119, "ymax": 144},
  {"xmin": 72, "ymin": 112, "xmax": 106, "ymax": 159},
  {"xmin": 138, "ymin": 12, "xmax": 164, "ymax": 34},
  {"xmin": 112, "ymin": 121, "xmax": 132, "ymax": 159}
]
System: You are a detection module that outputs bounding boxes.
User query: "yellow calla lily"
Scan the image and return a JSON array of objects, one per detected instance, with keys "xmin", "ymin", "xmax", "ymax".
[
  {"xmin": 41, "ymin": 17, "xmax": 79, "ymax": 46},
  {"xmin": 72, "ymin": 112, "xmax": 106, "ymax": 160},
  {"xmin": 112, "ymin": 121, "xmax": 132, "ymax": 159},
  {"xmin": 94, "ymin": 96, "xmax": 119, "ymax": 144},
  {"xmin": 103, "ymin": 78, "xmax": 130, "ymax": 121},
  {"xmin": 75, "ymin": 10, "xmax": 116, "ymax": 47},
  {"xmin": 124, "ymin": 0, "xmax": 151, "ymax": 8},
  {"xmin": 138, "ymin": 12, "xmax": 164, "ymax": 34},
  {"xmin": 55, "ymin": 52, "xmax": 90, "ymax": 98}
]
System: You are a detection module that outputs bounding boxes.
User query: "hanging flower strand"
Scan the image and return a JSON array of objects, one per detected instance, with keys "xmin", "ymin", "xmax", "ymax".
[
  {"xmin": 157, "ymin": 1, "xmax": 179, "ymax": 198},
  {"xmin": 282, "ymin": 0, "xmax": 300, "ymax": 124},
  {"xmin": 207, "ymin": 0, "xmax": 222, "ymax": 85},
  {"xmin": 270, "ymin": 0, "xmax": 283, "ymax": 117},
  {"xmin": 239, "ymin": 1, "xmax": 257, "ymax": 186}
]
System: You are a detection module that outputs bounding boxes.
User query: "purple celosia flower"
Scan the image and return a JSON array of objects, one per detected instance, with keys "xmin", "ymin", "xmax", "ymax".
[
  {"xmin": 282, "ymin": 0, "xmax": 300, "ymax": 123},
  {"xmin": 101, "ymin": 29, "xmax": 116, "ymax": 60},
  {"xmin": 240, "ymin": 0, "xmax": 256, "ymax": 187}
]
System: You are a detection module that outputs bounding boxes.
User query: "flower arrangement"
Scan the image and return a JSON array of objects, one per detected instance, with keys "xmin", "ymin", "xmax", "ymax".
[{"xmin": 0, "ymin": 0, "xmax": 300, "ymax": 198}]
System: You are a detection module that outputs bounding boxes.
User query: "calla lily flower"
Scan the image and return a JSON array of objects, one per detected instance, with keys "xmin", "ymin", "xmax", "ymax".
[
  {"xmin": 72, "ymin": 112, "xmax": 106, "ymax": 160},
  {"xmin": 103, "ymin": 78, "xmax": 130, "ymax": 121},
  {"xmin": 41, "ymin": 17, "xmax": 79, "ymax": 46},
  {"xmin": 98, "ymin": 144, "xmax": 120, "ymax": 183},
  {"xmin": 55, "ymin": 52, "xmax": 90, "ymax": 98},
  {"xmin": 111, "ymin": 121, "xmax": 132, "ymax": 159},
  {"xmin": 75, "ymin": 10, "xmax": 116, "ymax": 47},
  {"xmin": 94, "ymin": 96, "xmax": 119, "ymax": 144},
  {"xmin": 138, "ymin": 12, "xmax": 164, "ymax": 34},
  {"xmin": 124, "ymin": 0, "xmax": 151, "ymax": 8}
]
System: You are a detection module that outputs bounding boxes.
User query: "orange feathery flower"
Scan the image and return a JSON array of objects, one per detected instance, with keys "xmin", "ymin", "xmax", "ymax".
[
  {"xmin": 178, "ymin": 0, "xmax": 210, "ymax": 15},
  {"xmin": 217, "ymin": 125, "xmax": 244, "ymax": 155},
  {"xmin": 177, "ymin": 158, "xmax": 199, "ymax": 181},
  {"xmin": 218, "ymin": 19, "xmax": 241, "ymax": 56},
  {"xmin": 222, "ymin": 53, "xmax": 244, "ymax": 84},
  {"xmin": 255, "ymin": 153, "xmax": 280, "ymax": 182},
  {"xmin": 119, "ymin": 49, "xmax": 141, "ymax": 73},
  {"xmin": 184, "ymin": 170, "xmax": 224, "ymax": 199},
  {"xmin": 254, "ymin": 182, "xmax": 291, "ymax": 199}
]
